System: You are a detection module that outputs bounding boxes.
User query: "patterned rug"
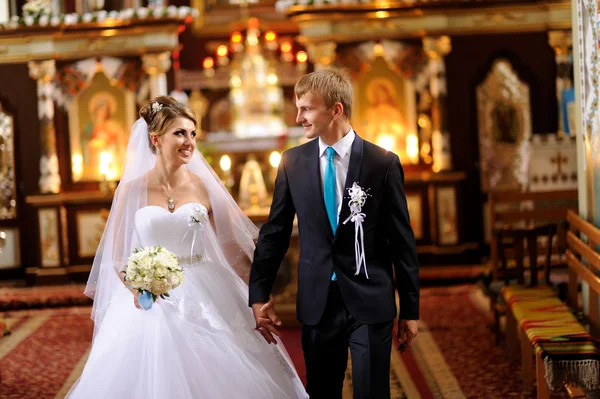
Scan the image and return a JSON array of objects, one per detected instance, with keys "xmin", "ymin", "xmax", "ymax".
[
  {"xmin": 0, "ymin": 263, "xmax": 483, "ymax": 311},
  {"xmin": 418, "ymin": 285, "xmax": 569, "ymax": 399},
  {"xmin": 0, "ymin": 285, "xmax": 572, "ymax": 399},
  {"xmin": 0, "ymin": 285, "xmax": 91, "ymax": 311}
]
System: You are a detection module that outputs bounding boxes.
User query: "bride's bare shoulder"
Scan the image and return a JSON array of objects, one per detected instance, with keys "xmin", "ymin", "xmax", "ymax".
[
  {"xmin": 187, "ymin": 172, "xmax": 211, "ymax": 212},
  {"xmin": 116, "ymin": 174, "xmax": 151, "ymax": 192},
  {"xmin": 187, "ymin": 172, "xmax": 206, "ymax": 190}
]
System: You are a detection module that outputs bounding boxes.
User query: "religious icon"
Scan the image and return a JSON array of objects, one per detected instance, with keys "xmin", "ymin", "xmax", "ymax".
[
  {"xmin": 82, "ymin": 92, "xmax": 127, "ymax": 175},
  {"xmin": 68, "ymin": 71, "xmax": 135, "ymax": 182},
  {"xmin": 364, "ymin": 77, "xmax": 405, "ymax": 132},
  {"xmin": 362, "ymin": 77, "xmax": 407, "ymax": 155},
  {"xmin": 356, "ymin": 54, "xmax": 417, "ymax": 163},
  {"xmin": 491, "ymin": 102, "xmax": 519, "ymax": 144}
]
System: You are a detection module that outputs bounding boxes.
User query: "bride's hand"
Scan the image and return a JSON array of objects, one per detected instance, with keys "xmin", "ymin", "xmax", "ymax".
[
  {"xmin": 251, "ymin": 296, "xmax": 282, "ymax": 344},
  {"xmin": 120, "ymin": 273, "xmax": 142, "ymax": 310},
  {"xmin": 131, "ymin": 289, "xmax": 141, "ymax": 309}
]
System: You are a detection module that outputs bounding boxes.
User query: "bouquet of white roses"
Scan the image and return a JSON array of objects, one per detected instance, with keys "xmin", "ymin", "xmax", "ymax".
[{"xmin": 122, "ymin": 246, "xmax": 184, "ymax": 310}]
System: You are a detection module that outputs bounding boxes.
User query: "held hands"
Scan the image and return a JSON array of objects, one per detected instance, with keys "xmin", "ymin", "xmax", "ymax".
[
  {"xmin": 251, "ymin": 296, "xmax": 282, "ymax": 344},
  {"xmin": 397, "ymin": 319, "xmax": 418, "ymax": 353}
]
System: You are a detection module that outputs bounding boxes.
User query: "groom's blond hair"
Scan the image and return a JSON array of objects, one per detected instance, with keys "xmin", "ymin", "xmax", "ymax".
[{"xmin": 294, "ymin": 68, "xmax": 353, "ymax": 120}]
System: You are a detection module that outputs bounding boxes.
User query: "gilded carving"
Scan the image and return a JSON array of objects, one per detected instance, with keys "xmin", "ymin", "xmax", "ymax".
[
  {"xmin": 471, "ymin": 12, "xmax": 527, "ymax": 26},
  {"xmin": 0, "ymin": 106, "xmax": 17, "ymax": 220},
  {"xmin": 29, "ymin": 60, "xmax": 61, "ymax": 194},
  {"xmin": 476, "ymin": 59, "xmax": 531, "ymax": 191},
  {"xmin": 142, "ymin": 52, "xmax": 173, "ymax": 76},
  {"xmin": 306, "ymin": 42, "xmax": 337, "ymax": 69},
  {"xmin": 142, "ymin": 52, "xmax": 172, "ymax": 97},
  {"xmin": 422, "ymin": 36, "xmax": 451, "ymax": 60}
]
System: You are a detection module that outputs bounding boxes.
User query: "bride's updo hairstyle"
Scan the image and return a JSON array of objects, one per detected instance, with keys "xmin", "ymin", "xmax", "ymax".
[{"xmin": 139, "ymin": 96, "xmax": 197, "ymax": 153}]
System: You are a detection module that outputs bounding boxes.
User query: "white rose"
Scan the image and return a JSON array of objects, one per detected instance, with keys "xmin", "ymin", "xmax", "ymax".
[
  {"xmin": 152, "ymin": 6, "xmax": 164, "ymax": 17},
  {"xmin": 64, "ymin": 14, "xmax": 77, "ymax": 25},
  {"xmin": 121, "ymin": 8, "xmax": 134, "ymax": 19},
  {"xmin": 167, "ymin": 5, "xmax": 178, "ymax": 17},
  {"xmin": 178, "ymin": 6, "xmax": 190, "ymax": 18},
  {"xmin": 136, "ymin": 8, "xmax": 148, "ymax": 19}
]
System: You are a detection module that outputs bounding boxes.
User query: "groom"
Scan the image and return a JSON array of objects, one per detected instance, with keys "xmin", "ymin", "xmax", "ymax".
[{"xmin": 249, "ymin": 68, "xmax": 420, "ymax": 399}]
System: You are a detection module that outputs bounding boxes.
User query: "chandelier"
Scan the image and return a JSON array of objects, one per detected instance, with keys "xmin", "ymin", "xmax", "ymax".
[{"xmin": 202, "ymin": 17, "xmax": 308, "ymax": 138}]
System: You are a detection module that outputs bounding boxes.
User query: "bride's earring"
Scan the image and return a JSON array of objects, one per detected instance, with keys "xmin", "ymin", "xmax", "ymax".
[{"xmin": 153, "ymin": 137, "xmax": 162, "ymax": 155}]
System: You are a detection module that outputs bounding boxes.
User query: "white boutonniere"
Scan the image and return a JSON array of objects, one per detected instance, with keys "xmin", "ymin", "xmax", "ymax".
[{"xmin": 343, "ymin": 182, "xmax": 370, "ymax": 278}]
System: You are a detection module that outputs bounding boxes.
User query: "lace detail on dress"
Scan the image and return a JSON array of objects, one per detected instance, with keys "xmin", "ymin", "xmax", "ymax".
[
  {"xmin": 178, "ymin": 253, "xmax": 204, "ymax": 265},
  {"xmin": 199, "ymin": 302, "xmax": 226, "ymax": 330},
  {"xmin": 271, "ymin": 345, "xmax": 296, "ymax": 378},
  {"xmin": 169, "ymin": 295, "xmax": 226, "ymax": 331},
  {"xmin": 228, "ymin": 311, "xmax": 265, "ymax": 352},
  {"xmin": 168, "ymin": 293, "xmax": 268, "ymax": 353}
]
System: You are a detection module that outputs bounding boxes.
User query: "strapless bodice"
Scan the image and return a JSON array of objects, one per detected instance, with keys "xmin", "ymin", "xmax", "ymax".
[{"xmin": 134, "ymin": 202, "xmax": 209, "ymax": 259}]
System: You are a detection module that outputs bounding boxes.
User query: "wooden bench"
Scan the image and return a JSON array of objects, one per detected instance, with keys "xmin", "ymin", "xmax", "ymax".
[
  {"xmin": 503, "ymin": 210, "xmax": 600, "ymax": 398},
  {"xmin": 565, "ymin": 210, "xmax": 600, "ymax": 337},
  {"xmin": 491, "ymin": 223, "xmax": 558, "ymax": 345},
  {"xmin": 488, "ymin": 189, "xmax": 578, "ymax": 281}
]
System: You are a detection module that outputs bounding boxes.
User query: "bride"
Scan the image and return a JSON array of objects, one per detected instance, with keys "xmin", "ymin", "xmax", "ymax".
[{"xmin": 67, "ymin": 96, "xmax": 308, "ymax": 398}]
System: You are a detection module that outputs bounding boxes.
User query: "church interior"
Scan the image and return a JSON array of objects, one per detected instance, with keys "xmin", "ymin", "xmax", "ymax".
[{"xmin": 0, "ymin": 0, "xmax": 599, "ymax": 397}]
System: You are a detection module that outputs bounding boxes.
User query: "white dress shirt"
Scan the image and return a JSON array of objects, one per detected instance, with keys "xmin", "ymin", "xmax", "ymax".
[{"xmin": 318, "ymin": 128, "xmax": 355, "ymax": 225}]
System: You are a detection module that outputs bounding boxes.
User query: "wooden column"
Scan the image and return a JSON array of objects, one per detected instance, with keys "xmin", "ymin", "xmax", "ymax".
[
  {"xmin": 423, "ymin": 36, "xmax": 452, "ymax": 172},
  {"xmin": 548, "ymin": 30, "xmax": 573, "ymax": 137},
  {"xmin": 28, "ymin": 60, "xmax": 61, "ymax": 194},
  {"xmin": 142, "ymin": 52, "xmax": 172, "ymax": 98}
]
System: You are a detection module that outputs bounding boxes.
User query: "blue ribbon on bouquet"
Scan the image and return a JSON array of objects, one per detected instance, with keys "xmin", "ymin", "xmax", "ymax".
[{"xmin": 138, "ymin": 291, "xmax": 154, "ymax": 310}]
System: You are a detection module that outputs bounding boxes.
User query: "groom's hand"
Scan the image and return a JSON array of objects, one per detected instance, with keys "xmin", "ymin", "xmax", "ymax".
[
  {"xmin": 397, "ymin": 319, "xmax": 418, "ymax": 353},
  {"xmin": 251, "ymin": 297, "xmax": 282, "ymax": 345}
]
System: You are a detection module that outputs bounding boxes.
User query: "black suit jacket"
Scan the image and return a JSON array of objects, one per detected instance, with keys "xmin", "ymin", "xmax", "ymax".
[{"xmin": 249, "ymin": 134, "xmax": 420, "ymax": 326}]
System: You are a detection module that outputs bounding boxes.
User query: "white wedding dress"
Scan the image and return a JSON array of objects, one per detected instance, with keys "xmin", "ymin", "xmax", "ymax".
[{"xmin": 67, "ymin": 203, "xmax": 307, "ymax": 399}]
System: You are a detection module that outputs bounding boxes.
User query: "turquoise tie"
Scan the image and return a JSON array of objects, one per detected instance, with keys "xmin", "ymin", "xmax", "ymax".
[{"xmin": 324, "ymin": 147, "xmax": 337, "ymax": 281}]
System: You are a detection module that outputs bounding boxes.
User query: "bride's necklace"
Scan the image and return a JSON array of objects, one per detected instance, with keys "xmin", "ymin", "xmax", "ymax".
[{"xmin": 154, "ymin": 169, "xmax": 186, "ymax": 211}]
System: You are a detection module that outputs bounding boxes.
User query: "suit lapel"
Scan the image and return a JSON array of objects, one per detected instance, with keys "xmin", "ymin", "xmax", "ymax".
[{"xmin": 338, "ymin": 133, "xmax": 364, "ymax": 229}]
